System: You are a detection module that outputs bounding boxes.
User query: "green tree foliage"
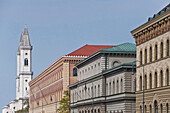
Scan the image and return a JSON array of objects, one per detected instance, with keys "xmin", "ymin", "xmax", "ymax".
[{"xmin": 57, "ymin": 90, "xmax": 70, "ymax": 113}]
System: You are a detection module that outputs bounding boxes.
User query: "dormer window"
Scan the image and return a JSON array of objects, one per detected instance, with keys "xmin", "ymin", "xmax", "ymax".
[{"xmin": 24, "ymin": 58, "xmax": 28, "ymax": 66}]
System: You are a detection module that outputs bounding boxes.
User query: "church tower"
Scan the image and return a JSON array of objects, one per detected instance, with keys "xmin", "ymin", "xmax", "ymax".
[{"xmin": 16, "ymin": 25, "xmax": 33, "ymax": 100}]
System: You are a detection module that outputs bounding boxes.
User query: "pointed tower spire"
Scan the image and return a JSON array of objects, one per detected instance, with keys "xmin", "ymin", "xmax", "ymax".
[
  {"xmin": 24, "ymin": 24, "xmax": 28, "ymax": 35},
  {"xmin": 19, "ymin": 32, "xmax": 23, "ymax": 42}
]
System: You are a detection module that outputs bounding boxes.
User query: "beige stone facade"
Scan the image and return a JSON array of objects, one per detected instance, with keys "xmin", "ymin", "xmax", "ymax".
[
  {"xmin": 131, "ymin": 5, "xmax": 170, "ymax": 113},
  {"xmin": 29, "ymin": 45, "xmax": 114, "ymax": 113}
]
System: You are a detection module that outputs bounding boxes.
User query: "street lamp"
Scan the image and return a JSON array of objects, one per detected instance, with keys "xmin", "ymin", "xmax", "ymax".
[{"xmin": 132, "ymin": 60, "xmax": 144, "ymax": 113}]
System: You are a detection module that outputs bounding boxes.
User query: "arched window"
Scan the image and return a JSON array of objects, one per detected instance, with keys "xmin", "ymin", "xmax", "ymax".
[
  {"xmin": 98, "ymin": 109, "xmax": 100, "ymax": 113},
  {"xmin": 140, "ymin": 76, "xmax": 142, "ymax": 91},
  {"xmin": 167, "ymin": 40, "xmax": 169, "ymax": 56},
  {"xmin": 117, "ymin": 80, "xmax": 119, "ymax": 93},
  {"xmin": 109, "ymin": 82, "xmax": 111, "ymax": 95},
  {"xmin": 155, "ymin": 72, "xmax": 157, "ymax": 88},
  {"xmin": 94, "ymin": 109, "xmax": 96, "ymax": 113},
  {"xmin": 140, "ymin": 106, "xmax": 142, "ymax": 113},
  {"xmin": 113, "ymin": 81, "xmax": 115, "ymax": 94},
  {"xmin": 167, "ymin": 69, "xmax": 169, "ymax": 86},
  {"xmin": 144, "ymin": 75, "xmax": 147, "ymax": 89},
  {"xmin": 94, "ymin": 86, "xmax": 96, "ymax": 97},
  {"xmin": 150, "ymin": 105, "xmax": 152, "ymax": 113},
  {"xmin": 24, "ymin": 58, "xmax": 28, "ymax": 66},
  {"xmin": 88, "ymin": 110, "xmax": 90, "ymax": 113},
  {"xmin": 145, "ymin": 105, "xmax": 147, "ymax": 113},
  {"xmin": 150, "ymin": 73, "xmax": 152, "ymax": 89},
  {"xmin": 160, "ymin": 70, "xmax": 163, "ymax": 87},
  {"xmin": 121, "ymin": 79, "xmax": 123, "ymax": 93},
  {"xmin": 161, "ymin": 42, "xmax": 163, "ymax": 58},
  {"xmin": 161, "ymin": 104, "xmax": 163, "ymax": 113},
  {"xmin": 91, "ymin": 86, "xmax": 93, "ymax": 97},
  {"xmin": 106, "ymin": 83, "xmax": 108, "ymax": 95},
  {"xmin": 167, "ymin": 103, "xmax": 169, "ymax": 113},
  {"xmin": 154, "ymin": 100, "xmax": 158, "ymax": 113},
  {"xmin": 145, "ymin": 49, "xmax": 147, "ymax": 64},
  {"xmin": 155, "ymin": 44, "xmax": 158, "ymax": 60},
  {"xmin": 150, "ymin": 47, "xmax": 152, "ymax": 62},
  {"xmin": 98, "ymin": 85, "xmax": 100, "ymax": 96},
  {"xmin": 140, "ymin": 51, "xmax": 143, "ymax": 65},
  {"xmin": 73, "ymin": 68, "xmax": 77, "ymax": 76}
]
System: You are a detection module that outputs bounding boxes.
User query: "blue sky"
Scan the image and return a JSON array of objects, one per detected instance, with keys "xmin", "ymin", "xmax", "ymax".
[{"xmin": 0, "ymin": 0, "xmax": 169, "ymax": 112}]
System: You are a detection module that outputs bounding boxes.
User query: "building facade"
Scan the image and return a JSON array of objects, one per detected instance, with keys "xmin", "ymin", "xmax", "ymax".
[
  {"xmin": 131, "ymin": 4, "xmax": 170, "ymax": 113},
  {"xmin": 69, "ymin": 43, "xmax": 136, "ymax": 113},
  {"xmin": 29, "ymin": 45, "xmax": 113, "ymax": 113},
  {"xmin": 2, "ymin": 25, "xmax": 33, "ymax": 113}
]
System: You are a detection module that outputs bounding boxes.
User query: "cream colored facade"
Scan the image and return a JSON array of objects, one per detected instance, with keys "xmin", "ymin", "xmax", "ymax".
[{"xmin": 131, "ymin": 5, "xmax": 170, "ymax": 113}]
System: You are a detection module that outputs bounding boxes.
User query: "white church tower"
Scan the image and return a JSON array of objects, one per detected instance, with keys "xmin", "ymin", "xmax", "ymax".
[
  {"xmin": 16, "ymin": 25, "xmax": 33, "ymax": 100},
  {"xmin": 2, "ymin": 25, "xmax": 33, "ymax": 113}
]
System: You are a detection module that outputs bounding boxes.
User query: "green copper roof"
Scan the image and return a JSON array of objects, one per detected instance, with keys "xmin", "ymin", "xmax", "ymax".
[{"xmin": 100, "ymin": 42, "xmax": 136, "ymax": 52}]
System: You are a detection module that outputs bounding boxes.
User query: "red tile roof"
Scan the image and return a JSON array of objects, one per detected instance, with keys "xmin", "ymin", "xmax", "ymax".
[{"xmin": 66, "ymin": 44, "xmax": 114, "ymax": 56}]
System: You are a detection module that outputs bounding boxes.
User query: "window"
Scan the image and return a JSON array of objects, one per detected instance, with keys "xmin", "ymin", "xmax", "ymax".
[
  {"xmin": 167, "ymin": 40, "xmax": 169, "ymax": 56},
  {"xmin": 88, "ymin": 88, "xmax": 90, "ymax": 98},
  {"xmin": 154, "ymin": 100, "xmax": 158, "ymax": 113},
  {"xmin": 117, "ymin": 80, "xmax": 119, "ymax": 93},
  {"xmin": 91, "ymin": 87, "xmax": 93, "ymax": 97},
  {"xmin": 140, "ymin": 51, "xmax": 143, "ymax": 65},
  {"xmin": 82, "ymin": 90, "xmax": 84, "ymax": 99},
  {"xmin": 121, "ymin": 79, "xmax": 123, "ymax": 93},
  {"xmin": 150, "ymin": 47, "xmax": 152, "ymax": 62},
  {"xmin": 140, "ymin": 76, "xmax": 142, "ymax": 91},
  {"xmin": 145, "ymin": 105, "xmax": 147, "ymax": 113},
  {"xmin": 50, "ymin": 96, "xmax": 53, "ymax": 101},
  {"xmin": 140, "ymin": 106, "xmax": 142, "ymax": 113},
  {"xmin": 13, "ymin": 107, "xmax": 15, "ymax": 109},
  {"xmin": 98, "ymin": 85, "xmax": 100, "ymax": 96},
  {"xmin": 150, "ymin": 105, "xmax": 152, "ymax": 113},
  {"xmin": 109, "ymin": 82, "xmax": 111, "ymax": 95},
  {"xmin": 113, "ymin": 81, "xmax": 115, "ymax": 94},
  {"xmin": 98, "ymin": 109, "xmax": 100, "ymax": 113},
  {"xmin": 150, "ymin": 73, "xmax": 152, "ymax": 89},
  {"xmin": 160, "ymin": 70, "xmax": 163, "ymax": 87},
  {"xmin": 145, "ymin": 49, "xmax": 147, "ymax": 64},
  {"xmin": 161, "ymin": 104, "xmax": 163, "ymax": 113},
  {"xmin": 73, "ymin": 68, "xmax": 77, "ymax": 76},
  {"xmin": 167, "ymin": 69, "xmax": 169, "ymax": 86},
  {"xmin": 155, "ymin": 44, "xmax": 158, "ymax": 60},
  {"xmin": 155, "ymin": 72, "xmax": 157, "ymax": 88},
  {"xmin": 106, "ymin": 83, "xmax": 108, "ymax": 95},
  {"xmin": 98, "ymin": 62, "xmax": 100, "ymax": 66},
  {"xmin": 25, "ymin": 53, "xmax": 28, "ymax": 55},
  {"xmin": 25, "ymin": 87, "xmax": 27, "ymax": 91},
  {"xmin": 24, "ymin": 58, "xmax": 28, "ymax": 66},
  {"xmin": 94, "ymin": 86, "xmax": 96, "ymax": 97},
  {"xmin": 144, "ymin": 75, "xmax": 147, "ymax": 89},
  {"xmin": 161, "ymin": 42, "xmax": 164, "ymax": 58},
  {"xmin": 25, "ymin": 79, "xmax": 28, "ymax": 82},
  {"xmin": 167, "ymin": 103, "xmax": 169, "ymax": 113}
]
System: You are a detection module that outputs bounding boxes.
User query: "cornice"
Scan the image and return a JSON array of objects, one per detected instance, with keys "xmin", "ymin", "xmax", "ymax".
[
  {"xmin": 29, "ymin": 56, "xmax": 85, "ymax": 87},
  {"xmin": 131, "ymin": 10, "xmax": 170, "ymax": 36}
]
